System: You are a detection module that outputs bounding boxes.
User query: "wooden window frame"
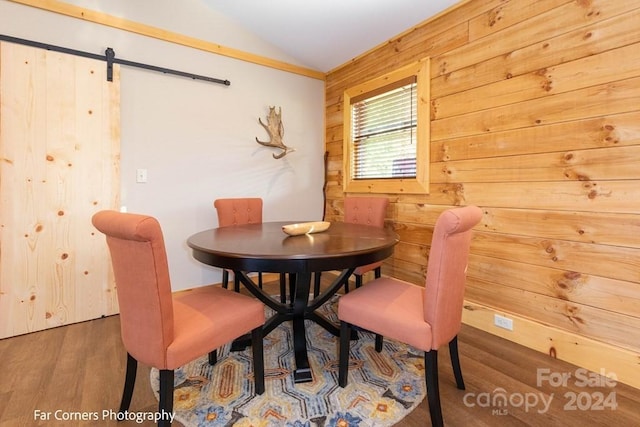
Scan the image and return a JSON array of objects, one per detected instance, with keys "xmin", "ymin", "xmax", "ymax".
[{"xmin": 343, "ymin": 58, "xmax": 430, "ymax": 194}]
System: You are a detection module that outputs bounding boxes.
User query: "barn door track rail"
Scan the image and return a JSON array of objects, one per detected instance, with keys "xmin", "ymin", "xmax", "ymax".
[{"xmin": 0, "ymin": 34, "xmax": 231, "ymax": 86}]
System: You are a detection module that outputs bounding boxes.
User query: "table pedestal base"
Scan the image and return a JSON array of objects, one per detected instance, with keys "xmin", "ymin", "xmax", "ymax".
[
  {"xmin": 293, "ymin": 367, "xmax": 313, "ymax": 383},
  {"xmin": 233, "ymin": 269, "xmax": 354, "ymax": 383}
]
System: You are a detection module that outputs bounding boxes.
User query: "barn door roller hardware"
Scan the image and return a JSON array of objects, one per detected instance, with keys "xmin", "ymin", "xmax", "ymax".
[{"xmin": 0, "ymin": 34, "xmax": 231, "ymax": 86}]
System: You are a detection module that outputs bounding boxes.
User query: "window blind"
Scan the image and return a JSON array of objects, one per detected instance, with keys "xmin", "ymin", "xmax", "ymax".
[{"xmin": 351, "ymin": 79, "xmax": 417, "ymax": 180}]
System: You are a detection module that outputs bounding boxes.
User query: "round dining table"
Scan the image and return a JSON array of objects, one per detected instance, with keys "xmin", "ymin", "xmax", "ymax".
[{"xmin": 187, "ymin": 220, "xmax": 398, "ymax": 383}]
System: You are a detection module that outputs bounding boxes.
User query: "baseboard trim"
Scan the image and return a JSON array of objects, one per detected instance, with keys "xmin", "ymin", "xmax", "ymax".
[{"xmin": 462, "ymin": 300, "xmax": 639, "ymax": 390}]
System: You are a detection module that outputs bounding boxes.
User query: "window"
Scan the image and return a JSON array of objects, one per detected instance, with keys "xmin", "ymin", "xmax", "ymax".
[
  {"xmin": 343, "ymin": 58, "xmax": 430, "ymax": 194},
  {"xmin": 352, "ymin": 77, "xmax": 417, "ymax": 179}
]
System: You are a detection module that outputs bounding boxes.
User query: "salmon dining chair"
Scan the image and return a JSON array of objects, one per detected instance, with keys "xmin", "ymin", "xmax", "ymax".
[
  {"xmin": 337, "ymin": 205, "xmax": 482, "ymax": 427},
  {"xmin": 92, "ymin": 210, "xmax": 265, "ymax": 427},
  {"xmin": 214, "ymin": 198, "xmax": 264, "ymax": 292},
  {"xmin": 313, "ymin": 197, "xmax": 389, "ymax": 296},
  {"xmin": 344, "ymin": 197, "xmax": 389, "ymax": 290}
]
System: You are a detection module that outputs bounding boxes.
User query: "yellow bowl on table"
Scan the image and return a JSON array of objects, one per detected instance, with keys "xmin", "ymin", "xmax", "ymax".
[{"xmin": 282, "ymin": 221, "xmax": 331, "ymax": 236}]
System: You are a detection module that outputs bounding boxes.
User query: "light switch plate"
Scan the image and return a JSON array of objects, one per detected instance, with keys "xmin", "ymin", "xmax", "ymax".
[{"xmin": 136, "ymin": 168, "xmax": 147, "ymax": 183}]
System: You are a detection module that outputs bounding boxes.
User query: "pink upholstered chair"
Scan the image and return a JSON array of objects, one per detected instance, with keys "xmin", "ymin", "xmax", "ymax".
[
  {"xmin": 214, "ymin": 198, "xmax": 264, "ymax": 292},
  {"xmin": 92, "ymin": 210, "xmax": 265, "ymax": 427},
  {"xmin": 337, "ymin": 205, "xmax": 482, "ymax": 427},
  {"xmin": 313, "ymin": 197, "xmax": 389, "ymax": 296},
  {"xmin": 344, "ymin": 197, "xmax": 389, "ymax": 290},
  {"xmin": 214, "ymin": 197, "xmax": 288, "ymax": 303}
]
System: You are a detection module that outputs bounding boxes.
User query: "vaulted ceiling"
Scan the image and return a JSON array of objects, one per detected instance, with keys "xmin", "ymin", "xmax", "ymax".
[{"xmin": 202, "ymin": 0, "xmax": 461, "ymax": 72}]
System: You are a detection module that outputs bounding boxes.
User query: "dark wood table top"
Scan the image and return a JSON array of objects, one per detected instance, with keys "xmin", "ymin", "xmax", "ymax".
[{"xmin": 187, "ymin": 221, "xmax": 399, "ymax": 274}]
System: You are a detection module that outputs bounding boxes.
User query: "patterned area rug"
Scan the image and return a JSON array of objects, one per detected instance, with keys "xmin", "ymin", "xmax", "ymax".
[{"xmin": 151, "ymin": 295, "xmax": 425, "ymax": 426}]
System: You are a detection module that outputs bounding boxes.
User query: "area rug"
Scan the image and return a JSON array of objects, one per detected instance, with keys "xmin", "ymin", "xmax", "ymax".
[{"xmin": 151, "ymin": 295, "xmax": 426, "ymax": 426}]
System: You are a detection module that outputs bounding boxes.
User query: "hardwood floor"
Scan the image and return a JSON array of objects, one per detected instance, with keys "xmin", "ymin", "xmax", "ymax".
[{"xmin": 1, "ymin": 279, "xmax": 638, "ymax": 426}]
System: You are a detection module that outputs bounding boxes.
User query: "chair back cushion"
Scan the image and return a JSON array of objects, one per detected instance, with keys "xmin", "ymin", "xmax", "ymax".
[
  {"xmin": 344, "ymin": 197, "xmax": 388, "ymax": 227},
  {"xmin": 344, "ymin": 197, "xmax": 389, "ymax": 275},
  {"xmin": 423, "ymin": 206, "xmax": 482, "ymax": 349},
  {"xmin": 214, "ymin": 198, "xmax": 263, "ymax": 227},
  {"xmin": 92, "ymin": 210, "xmax": 174, "ymax": 368}
]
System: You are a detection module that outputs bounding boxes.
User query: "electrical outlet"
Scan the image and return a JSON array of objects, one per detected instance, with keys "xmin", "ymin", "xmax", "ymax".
[{"xmin": 494, "ymin": 314, "xmax": 513, "ymax": 331}]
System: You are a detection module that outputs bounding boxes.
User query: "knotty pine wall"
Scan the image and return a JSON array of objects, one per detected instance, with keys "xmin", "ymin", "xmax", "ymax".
[{"xmin": 324, "ymin": 0, "xmax": 640, "ymax": 388}]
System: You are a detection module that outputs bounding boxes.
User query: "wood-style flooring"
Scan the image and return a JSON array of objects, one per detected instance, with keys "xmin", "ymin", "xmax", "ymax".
[{"xmin": 1, "ymin": 279, "xmax": 638, "ymax": 426}]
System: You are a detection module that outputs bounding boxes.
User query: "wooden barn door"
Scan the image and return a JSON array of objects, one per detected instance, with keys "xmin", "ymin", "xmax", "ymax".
[{"xmin": 0, "ymin": 41, "xmax": 120, "ymax": 338}]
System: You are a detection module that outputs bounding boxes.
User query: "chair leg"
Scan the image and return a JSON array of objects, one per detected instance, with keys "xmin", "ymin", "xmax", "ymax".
[
  {"xmin": 354, "ymin": 267, "xmax": 380, "ymax": 291},
  {"xmin": 158, "ymin": 369, "xmax": 174, "ymax": 427},
  {"xmin": 313, "ymin": 272, "xmax": 322, "ymax": 297},
  {"xmin": 355, "ymin": 274, "xmax": 363, "ymax": 289},
  {"xmin": 449, "ymin": 335, "xmax": 465, "ymax": 390},
  {"xmin": 221, "ymin": 270, "xmax": 229, "ymax": 289},
  {"xmin": 375, "ymin": 334, "xmax": 384, "ymax": 352},
  {"xmin": 338, "ymin": 321, "xmax": 351, "ymax": 387},
  {"xmin": 119, "ymin": 353, "xmax": 137, "ymax": 413},
  {"xmin": 251, "ymin": 327, "xmax": 265, "ymax": 395},
  {"xmin": 425, "ymin": 350, "xmax": 444, "ymax": 427},
  {"xmin": 279, "ymin": 273, "xmax": 287, "ymax": 303},
  {"xmin": 288, "ymin": 273, "xmax": 296, "ymax": 302},
  {"xmin": 208, "ymin": 349, "xmax": 217, "ymax": 365},
  {"xmin": 233, "ymin": 273, "xmax": 240, "ymax": 293}
]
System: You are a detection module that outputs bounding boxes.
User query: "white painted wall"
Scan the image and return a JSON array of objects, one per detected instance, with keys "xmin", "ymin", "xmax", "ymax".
[{"xmin": 0, "ymin": 0, "xmax": 325, "ymax": 290}]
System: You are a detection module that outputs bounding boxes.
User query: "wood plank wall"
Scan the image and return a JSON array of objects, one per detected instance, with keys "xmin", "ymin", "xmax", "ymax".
[{"xmin": 324, "ymin": 0, "xmax": 640, "ymax": 388}]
